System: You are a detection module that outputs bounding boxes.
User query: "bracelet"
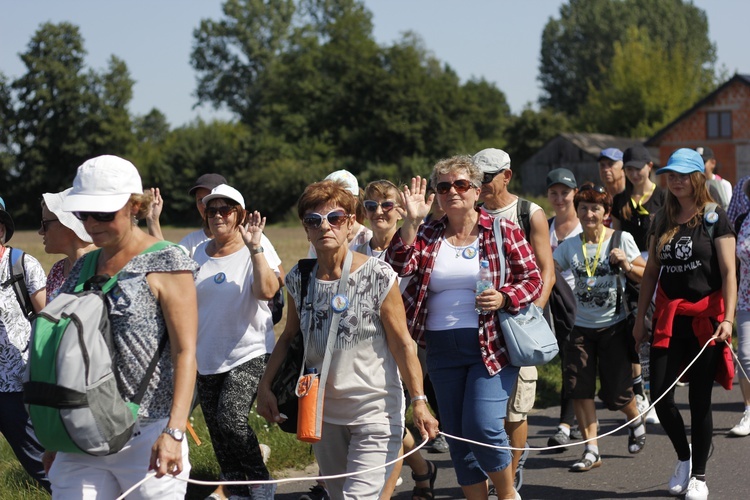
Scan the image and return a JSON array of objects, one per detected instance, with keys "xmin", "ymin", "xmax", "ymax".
[
  {"xmin": 250, "ymin": 246, "xmax": 264, "ymax": 255},
  {"xmin": 721, "ymin": 319, "xmax": 734, "ymax": 325},
  {"xmin": 411, "ymin": 395, "xmax": 428, "ymax": 404}
]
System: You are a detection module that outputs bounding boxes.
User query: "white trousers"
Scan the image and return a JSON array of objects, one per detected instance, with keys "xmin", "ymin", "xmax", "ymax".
[{"xmin": 48, "ymin": 418, "xmax": 190, "ymax": 499}]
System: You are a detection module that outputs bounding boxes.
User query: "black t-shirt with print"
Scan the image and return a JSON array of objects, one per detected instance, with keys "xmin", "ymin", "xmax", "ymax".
[
  {"xmin": 612, "ymin": 187, "xmax": 666, "ymax": 251},
  {"xmin": 657, "ymin": 207, "xmax": 734, "ymax": 302}
]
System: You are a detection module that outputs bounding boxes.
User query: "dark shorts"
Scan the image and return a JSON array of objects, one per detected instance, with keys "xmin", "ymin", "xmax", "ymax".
[{"xmin": 564, "ymin": 320, "xmax": 635, "ymax": 411}]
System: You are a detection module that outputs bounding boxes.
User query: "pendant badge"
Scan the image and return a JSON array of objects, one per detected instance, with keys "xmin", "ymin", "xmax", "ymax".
[
  {"xmin": 214, "ymin": 272, "xmax": 226, "ymax": 284},
  {"xmin": 586, "ymin": 276, "xmax": 596, "ymax": 288},
  {"xmin": 704, "ymin": 211, "xmax": 719, "ymax": 225},
  {"xmin": 331, "ymin": 294, "xmax": 349, "ymax": 313},
  {"xmin": 462, "ymin": 247, "xmax": 477, "ymax": 260}
]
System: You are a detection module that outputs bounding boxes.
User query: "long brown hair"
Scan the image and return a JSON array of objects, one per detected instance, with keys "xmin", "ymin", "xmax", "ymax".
[{"xmin": 653, "ymin": 172, "xmax": 714, "ymax": 257}]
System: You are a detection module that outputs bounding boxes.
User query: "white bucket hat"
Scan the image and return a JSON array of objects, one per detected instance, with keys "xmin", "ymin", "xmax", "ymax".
[
  {"xmin": 43, "ymin": 189, "xmax": 93, "ymax": 243},
  {"xmin": 62, "ymin": 155, "xmax": 143, "ymax": 213},
  {"xmin": 202, "ymin": 184, "xmax": 245, "ymax": 209},
  {"xmin": 325, "ymin": 170, "xmax": 360, "ymax": 195}
]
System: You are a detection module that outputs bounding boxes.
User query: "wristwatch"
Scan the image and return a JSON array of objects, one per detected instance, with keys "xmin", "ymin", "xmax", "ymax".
[
  {"xmin": 250, "ymin": 246, "xmax": 264, "ymax": 255},
  {"xmin": 162, "ymin": 427, "xmax": 185, "ymax": 442}
]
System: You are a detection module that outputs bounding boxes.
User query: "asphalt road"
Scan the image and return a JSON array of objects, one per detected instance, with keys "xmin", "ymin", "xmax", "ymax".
[{"xmin": 275, "ymin": 374, "xmax": 748, "ymax": 499}]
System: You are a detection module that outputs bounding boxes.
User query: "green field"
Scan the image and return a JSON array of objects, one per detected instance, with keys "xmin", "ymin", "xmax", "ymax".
[{"xmin": 1, "ymin": 221, "xmax": 562, "ymax": 498}]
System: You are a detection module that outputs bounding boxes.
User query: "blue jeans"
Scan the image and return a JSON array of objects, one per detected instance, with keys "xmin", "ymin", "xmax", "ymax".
[{"xmin": 426, "ymin": 328, "xmax": 519, "ymax": 486}]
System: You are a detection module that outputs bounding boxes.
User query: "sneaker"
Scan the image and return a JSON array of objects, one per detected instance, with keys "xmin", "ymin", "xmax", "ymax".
[
  {"xmin": 250, "ymin": 483, "xmax": 276, "ymax": 500},
  {"xmin": 395, "ymin": 476, "xmax": 403, "ymax": 487},
  {"xmin": 668, "ymin": 453, "xmax": 691, "ymax": 495},
  {"xmin": 429, "ymin": 434, "xmax": 450, "ymax": 453},
  {"xmin": 547, "ymin": 428, "xmax": 570, "ymax": 451},
  {"xmin": 570, "ymin": 426, "xmax": 583, "ymax": 440},
  {"xmin": 729, "ymin": 409, "xmax": 750, "ymax": 436},
  {"xmin": 635, "ymin": 393, "xmax": 650, "ymax": 417},
  {"xmin": 684, "ymin": 477, "xmax": 708, "ymax": 500},
  {"xmin": 645, "ymin": 406, "xmax": 660, "ymax": 425},
  {"xmin": 299, "ymin": 484, "xmax": 330, "ymax": 500},
  {"xmin": 514, "ymin": 443, "xmax": 530, "ymax": 491},
  {"xmin": 259, "ymin": 444, "xmax": 271, "ymax": 464},
  {"xmin": 488, "ymin": 486, "xmax": 498, "ymax": 499}
]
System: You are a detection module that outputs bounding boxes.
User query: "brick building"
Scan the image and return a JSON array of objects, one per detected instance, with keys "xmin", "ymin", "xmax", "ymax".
[{"xmin": 645, "ymin": 73, "xmax": 750, "ymax": 185}]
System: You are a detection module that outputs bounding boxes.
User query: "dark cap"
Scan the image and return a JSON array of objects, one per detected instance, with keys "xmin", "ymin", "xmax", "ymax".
[
  {"xmin": 695, "ymin": 146, "xmax": 714, "ymax": 162},
  {"xmin": 188, "ymin": 173, "xmax": 227, "ymax": 196},
  {"xmin": 546, "ymin": 168, "xmax": 577, "ymax": 190},
  {"xmin": 623, "ymin": 145, "xmax": 651, "ymax": 169},
  {"xmin": 0, "ymin": 196, "xmax": 15, "ymax": 243}
]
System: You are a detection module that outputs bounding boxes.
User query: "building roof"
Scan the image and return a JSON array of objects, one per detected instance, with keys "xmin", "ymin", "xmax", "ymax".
[
  {"xmin": 558, "ymin": 132, "xmax": 649, "ymax": 158},
  {"xmin": 645, "ymin": 73, "xmax": 750, "ymax": 146}
]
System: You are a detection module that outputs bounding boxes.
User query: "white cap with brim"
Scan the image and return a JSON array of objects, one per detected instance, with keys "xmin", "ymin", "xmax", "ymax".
[
  {"xmin": 62, "ymin": 155, "xmax": 143, "ymax": 213},
  {"xmin": 473, "ymin": 148, "xmax": 511, "ymax": 174},
  {"xmin": 202, "ymin": 184, "xmax": 245, "ymax": 209},
  {"xmin": 43, "ymin": 189, "xmax": 93, "ymax": 243}
]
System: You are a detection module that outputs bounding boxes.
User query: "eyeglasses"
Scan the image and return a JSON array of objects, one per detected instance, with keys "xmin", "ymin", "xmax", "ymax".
[
  {"xmin": 74, "ymin": 212, "xmax": 117, "ymax": 222},
  {"xmin": 578, "ymin": 184, "xmax": 607, "ymax": 195},
  {"xmin": 435, "ymin": 179, "xmax": 475, "ymax": 195},
  {"xmin": 481, "ymin": 171, "xmax": 501, "ymax": 184},
  {"xmin": 363, "ymin": 200, "xmax": 396, "ymax": 212},
  {"xmin": 302, "ymin": 210, "xmax": 351, "ymax": 229},
  {"xmin": 41, "ymin": 218, "xmax": 59, "ymax": 232},
  {"xmin": 205, "ymin": 206, "xmax": 236, "ymax": 219}
]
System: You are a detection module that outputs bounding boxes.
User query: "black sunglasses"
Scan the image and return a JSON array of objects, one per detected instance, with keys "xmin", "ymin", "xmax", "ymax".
[
  {"xmin": 205, "ymin": 206, "xmax": 236, "ymax": 219},
  {"xmin": 74, "ymin": 212, "xmax": 117, "ymax": 222},
  {"xmin": 435, "ymin": 179, "xmax": 475, "ymax": 195},
  {"xmin": 302, "ymin": 210, "xmax": 351, "ymax": 229},
  {"xmin": 40, "ymin": 218, "xmax": 59, "ymax": 232},
  {"xmin": 578, "ymin": 184, "xmax": 607, "ymax": 195},
  {"xmin": 363, "ymin": 200, "xmax": 396, "ymax": 212},
  {"xmin": 481, "ymin": 171, "xmax": 502, "ymax": 184}
]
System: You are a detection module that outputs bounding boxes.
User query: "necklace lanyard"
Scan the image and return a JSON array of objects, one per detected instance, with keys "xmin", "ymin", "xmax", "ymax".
[
  {"xmin": 581, "ymin": 229, "xmax": 606, "ymax": 286},
  {"xmin": 630, "ymin": 183, "xmax": 655, "ymax": 216}
]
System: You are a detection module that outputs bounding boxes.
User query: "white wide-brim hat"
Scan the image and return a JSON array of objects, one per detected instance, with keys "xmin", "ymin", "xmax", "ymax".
[
  {"xmin": 62, "ymin": 155, "xmax": 143, "ymax": 213},
  {"xmin": 43, "ymin": 189, "xmax": 93, "ymax": 243}
]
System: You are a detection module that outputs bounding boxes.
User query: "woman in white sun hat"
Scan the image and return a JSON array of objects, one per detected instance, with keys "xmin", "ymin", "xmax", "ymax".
[
  {"xmin": 38, "ymin": 188, "xmax": 96, "ymax": 302},
  {"xmin": 47, "ymin": 155, "xmax": 199, "ymax": 499}
]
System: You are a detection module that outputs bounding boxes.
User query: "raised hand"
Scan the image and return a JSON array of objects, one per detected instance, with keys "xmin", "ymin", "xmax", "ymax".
[
  {"xmin": 400, "ymin": 176, "xmax": 434, "ymax": 224},
  {"xmin": 239, "ymin": 210, "xmax": 266, "ymax": 248}
]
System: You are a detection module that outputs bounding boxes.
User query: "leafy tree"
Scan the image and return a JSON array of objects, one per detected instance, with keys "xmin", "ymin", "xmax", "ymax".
[
  {"xmin": 3, "ymin": 22, "xmax": 136, "ymax": 223},
  {"xmin": 577, "ymin": 27, "xmax": 713, "ymax": 136},
  {"xmin": 539, "ymin": 0, "xmax": 716, "ymax": 116}
]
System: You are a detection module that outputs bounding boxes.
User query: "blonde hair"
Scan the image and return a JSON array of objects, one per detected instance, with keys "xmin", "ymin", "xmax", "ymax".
[
  {"xmin": 653, "ymin": 172, "xmax": 713, "ymax": 257},
  {"xmin": 129, "ymin": 192, "xmax": 154, "ymax": 220}
]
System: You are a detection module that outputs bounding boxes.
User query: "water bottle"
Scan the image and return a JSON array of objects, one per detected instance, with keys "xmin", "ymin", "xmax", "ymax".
[{"xmin": 475, "ymin": 260, "xmax": 494, "ymax": 314}]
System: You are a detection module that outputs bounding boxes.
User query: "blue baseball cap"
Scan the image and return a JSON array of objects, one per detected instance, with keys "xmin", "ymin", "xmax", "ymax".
[
  {"xmin": 598, "ymin": 148, "xmax": 623, "ymax": 162},
  {"xmin": 656, "ymin": 148, "xmax": 705, "ymax": 175}
]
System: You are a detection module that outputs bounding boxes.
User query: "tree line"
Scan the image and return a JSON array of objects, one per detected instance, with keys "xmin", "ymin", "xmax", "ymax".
[{"xmin": 0, "ymin": 0, "xmax": 719, "ymax": 226}]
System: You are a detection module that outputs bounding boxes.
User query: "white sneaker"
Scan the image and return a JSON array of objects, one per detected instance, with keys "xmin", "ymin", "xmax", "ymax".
[
  {"xmin": 728, "ymin": 409, "xmax": 750, "ymax": 436},
  {"xmin": 646, "ymin": 406, "xmax": 660, "ymax": 425},
  {"xmin": 668, "ymin": 453, "xmax": 691, "ymax": 495},
  {"xmin": 635, "ymin": 393, "xmax": 649, "ymax": 417},
  {"xmin": 395, "ymin": 476, "xmax": 403, "ymax": 487},
  {"xmin": 684, "ymin": 477, "xmax": 708, "ymax": 500}
]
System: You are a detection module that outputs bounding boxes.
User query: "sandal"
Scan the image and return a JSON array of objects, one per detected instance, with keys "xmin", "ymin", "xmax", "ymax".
[
  {"xmin": 569, "ymin": 450, "xmax": 601, "ymax": 472},
  {"xmin": 628, "ymin": 418, "xmax": 647, "ymax": 454},
  {"xmin": 411, "ymin": 460, "xmax": 437, "ymax": 500}
]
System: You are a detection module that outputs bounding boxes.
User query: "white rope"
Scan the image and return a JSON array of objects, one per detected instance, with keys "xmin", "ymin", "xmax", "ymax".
[
  {"xmin": 116, "ymin": 336, "xmax": 748, "ymax": 498},
  {"xmin": 116, "ymin": 434, "xmax": 430, "ymax": 499}
]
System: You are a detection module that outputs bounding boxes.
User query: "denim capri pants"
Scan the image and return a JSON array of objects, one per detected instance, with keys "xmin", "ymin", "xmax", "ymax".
[{"xmin": 426, "ymin": 328, "xmax": 520, "ymax": 486}]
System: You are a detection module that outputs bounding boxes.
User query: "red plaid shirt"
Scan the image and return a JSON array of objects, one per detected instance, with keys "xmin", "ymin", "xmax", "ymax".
[{"xmin": 386, "ymin": 208, "xmax": 542, "ymax": 374}]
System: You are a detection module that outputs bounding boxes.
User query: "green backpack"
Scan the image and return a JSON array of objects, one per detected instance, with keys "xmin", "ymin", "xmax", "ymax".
[{"xmin": 23, "ymin": 242, "xmax": 171, "ymax": 456}]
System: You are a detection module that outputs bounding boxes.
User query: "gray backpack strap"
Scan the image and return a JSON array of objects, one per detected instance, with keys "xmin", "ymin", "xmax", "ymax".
[{"xmin": 704, "ymin": 202, "xmax": 719, "ymax": 240}]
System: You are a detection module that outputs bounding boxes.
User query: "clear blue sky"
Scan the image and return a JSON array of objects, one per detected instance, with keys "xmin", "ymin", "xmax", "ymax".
[{"xmin": 1, "ymin": 0, "xmax": 746, "ymax": 128}]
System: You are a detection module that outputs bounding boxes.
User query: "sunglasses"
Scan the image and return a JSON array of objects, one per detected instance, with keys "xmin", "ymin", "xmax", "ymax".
[
  {"xmin": 435, "ymin": 179, "xmax": 475, "ymax": 195},
  {"xmin": 481, "ymin": 171, "xmax": 502, "ymax": 184},
  {"xmin": 578, "ymin": 184, "xmax": 607, "ymax": 195},
  {"xmin": 363, "ymin": 200, "xmax": 396, "ymax": 212},
  {"xmin": 74, "ymin": 212, "xmax": 117, "ymax": 222},
  {"xmin": 205, "ymin": 206, "xmax": 236, "ymax": 219},
  {"xmin": 40, "ymin": 218, "xmax": 59, "ymax": 232},
  {"xmin": 302, "ymin": 210, "xmax": 351, "ymax": 229}
]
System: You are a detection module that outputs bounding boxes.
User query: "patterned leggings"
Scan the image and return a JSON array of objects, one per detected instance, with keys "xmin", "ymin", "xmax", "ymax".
[{"xmin": 197, "ymin": 354, "xmax": 270, "ymax": 497}]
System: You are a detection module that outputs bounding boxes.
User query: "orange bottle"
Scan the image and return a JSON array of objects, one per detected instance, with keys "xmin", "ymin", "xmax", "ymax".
[{"xmin": 296, "ymin": 369, "xmax": 322, "ymax": 443}]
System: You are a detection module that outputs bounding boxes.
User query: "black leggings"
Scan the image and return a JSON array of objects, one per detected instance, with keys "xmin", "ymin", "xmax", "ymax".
[
  {"xmin": 197, "ymin": 354, "xmax": 270, "ymax": 496},
  {"xmin": 650, "ymin": 316, "xmax": 721, "ymax": 476}
]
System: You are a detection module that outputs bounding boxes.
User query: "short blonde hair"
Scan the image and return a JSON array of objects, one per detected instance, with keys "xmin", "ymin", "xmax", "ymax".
[{"xmin": 429, "ymin": 155, "xmax": 482, "ymax": 191}]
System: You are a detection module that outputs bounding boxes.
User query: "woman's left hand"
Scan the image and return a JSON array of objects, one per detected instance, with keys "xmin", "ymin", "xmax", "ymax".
[
  {"xmin": 475, "ymin": 289, "xmax": 505, "ymax": 313},
  {"xmin": 714, "ymin": 320, "xmax": 733, "ymax": 342},
  {"xmin": 609, "ymin": 248, "xmax": 628, "ymax": 269},
  {"xmin": 411, "ymin": 402, "xmax": 440, "ymax": 441},
  {"xmin": 240, "ymin": 210, "xmax": 266, "ymax": 248},
  {"xmin": 149, "ymin": 433, "xmax": 184, "ymax": 478}
]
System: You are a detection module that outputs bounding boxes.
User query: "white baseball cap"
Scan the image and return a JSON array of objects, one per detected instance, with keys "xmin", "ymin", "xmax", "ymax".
[
  {"xmin": 43, "ymin": 189, "xmax": 93, "ymax": 243},
  {"xmin": 472, "ymin": 148, "xmax": 512, "ymax": 174},
  {"xmin": 202, "ymin": 184, "xmax": 245, "ymax": 209},
  {"xmin": 63, "ymin": 155, "xmax": 143, "ymax": 213},
  {"xmin": 325, "ymin": 170, "xmax": 359, "ymax": 195}
]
